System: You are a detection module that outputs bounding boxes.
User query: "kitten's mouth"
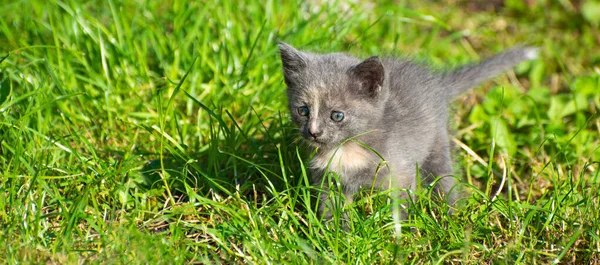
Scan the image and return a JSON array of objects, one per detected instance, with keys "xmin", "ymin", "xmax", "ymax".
[{"xmin": 307, "ymin": 138, "xmax": 327, "ymax": 147}]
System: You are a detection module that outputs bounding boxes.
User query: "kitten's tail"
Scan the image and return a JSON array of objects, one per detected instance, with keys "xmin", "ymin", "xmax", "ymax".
[{"xmin": 441, "ymin": 46, "xmax": 539, "ymax": 97}]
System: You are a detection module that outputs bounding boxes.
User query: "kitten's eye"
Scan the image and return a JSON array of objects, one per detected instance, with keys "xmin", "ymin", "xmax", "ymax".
[
  {"xmin": 331, "ymin": 111, "xmax": 344, "ymax": 122},
  {"xmin": 297, "ymin": 106, "xmax": 310, "ymax": 117}
]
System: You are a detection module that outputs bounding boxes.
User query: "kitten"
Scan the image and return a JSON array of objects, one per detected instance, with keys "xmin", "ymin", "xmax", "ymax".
[{"xmin": 278, "ymin": 41, "xmax": 537, "ymax": 219}]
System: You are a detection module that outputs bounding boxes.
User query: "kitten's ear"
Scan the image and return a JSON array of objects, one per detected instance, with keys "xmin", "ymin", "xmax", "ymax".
[
  {"xmin": 348, "ymin": 56, "xmax": 385, "ymax": 97},
  {"xmin": 278, "ymin": 42, "xmax": 307, "ymax": 80}
]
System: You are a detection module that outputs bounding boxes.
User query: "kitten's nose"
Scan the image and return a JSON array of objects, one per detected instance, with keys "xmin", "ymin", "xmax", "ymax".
[{"xmin": 309, "ymin": 129, "xmax": 323, "ymax": 139}]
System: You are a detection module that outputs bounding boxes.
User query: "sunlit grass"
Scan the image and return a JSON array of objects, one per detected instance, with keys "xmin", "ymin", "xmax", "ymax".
[{"xmin": 1, "ymin": 0, "xmax": 599, "ymax": 263}]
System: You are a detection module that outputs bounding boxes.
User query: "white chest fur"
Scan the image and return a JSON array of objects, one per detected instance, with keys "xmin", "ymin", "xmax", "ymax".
[{"xmin": 310, "ymin": 142, "xmax": 375, "ymax": 172}]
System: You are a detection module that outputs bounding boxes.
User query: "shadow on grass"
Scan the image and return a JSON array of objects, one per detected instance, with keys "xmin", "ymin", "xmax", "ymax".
[{"xmin": 138, "ymin": 109, "xmax": 308, "ymax": 208}]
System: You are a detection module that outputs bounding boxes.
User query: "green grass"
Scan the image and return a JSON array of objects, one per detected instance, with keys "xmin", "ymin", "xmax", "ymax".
[{"xmin": 1, "ymin": 0, "xmax": 599, "ymax": 263}]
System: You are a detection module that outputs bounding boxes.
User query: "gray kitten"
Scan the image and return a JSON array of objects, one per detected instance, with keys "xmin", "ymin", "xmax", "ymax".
[{"xmin": 278, "ymin": 42, "xmax": 537, "ymax": 219}]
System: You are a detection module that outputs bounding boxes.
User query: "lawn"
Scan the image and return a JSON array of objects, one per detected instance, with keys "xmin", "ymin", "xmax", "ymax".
[{"xmin": 1, "ymin": 0, "xmax": 599, "ymax": 264}]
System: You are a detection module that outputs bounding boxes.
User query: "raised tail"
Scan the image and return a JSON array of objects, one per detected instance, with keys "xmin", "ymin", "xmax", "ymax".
[{"xmin": 441, "ymin": 46, "xmax": 538, "ymax": 97}]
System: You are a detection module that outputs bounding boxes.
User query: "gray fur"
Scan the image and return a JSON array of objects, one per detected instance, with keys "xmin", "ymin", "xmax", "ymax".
[{"xmin": 278, "ymin": 41, "xmax": 537, "ymax": 219}]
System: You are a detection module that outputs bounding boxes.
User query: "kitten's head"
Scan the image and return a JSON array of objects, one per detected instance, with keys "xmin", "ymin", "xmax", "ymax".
[{"xmin": 278, "ymin": 42, "xmax": 386, "ymax": 148}]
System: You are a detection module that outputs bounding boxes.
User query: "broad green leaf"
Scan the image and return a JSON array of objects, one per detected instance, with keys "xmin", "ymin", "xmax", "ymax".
[
  {"xmin": 482, "ymin": 86, "xmax": 518, "ymax": 115},
  {"xmin": 468, "ymin": 104, "xmax": 490, "ymax": 124},
  {"xmin": 490, "ymin": 116, "xmax": 517, "ymax": 156},
  {"xmin": 582, "ymin": 1, "xmax": 600, "ymax": 26},
  {"xmin": 529, "ymin": 61, "xmax": 545, "ymax": 88},
  {"xmin": 572, "ymin": 75, "xmax": 600, "ymax": 96},
  {"xmin": 527, "ymin": 86, "xmax": 551, "ymax": 104},
  {"xmin": 548, "ymin": 94, "xmax": 589, "ymax": 122}
]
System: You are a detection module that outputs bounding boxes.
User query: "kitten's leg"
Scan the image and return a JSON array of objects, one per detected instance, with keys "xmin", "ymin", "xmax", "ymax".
[
  {"xmin": 316, "ymin": 185, "xmax": 354, "ymax": 221},
  {"xmin": 313, "ymin": 168, "xmax": 355, "ymax": 227},
  {"xmin": 317, "ymin": 188, "xmax": 334, "ymax": 220},
  {"xmin": 316, "ymin": 188, "xmax": 355, "ymax": 231},
  {"xmin": 317, "ymin": 189, "xmax": 332, "ymax": 219},
  {"xmin": 381, "ymin": 169, "xmax": 417, "ymax": 220},
  {"xmin": 420, "ymin": 133, "xmax": 459, "ymax": 206}
]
